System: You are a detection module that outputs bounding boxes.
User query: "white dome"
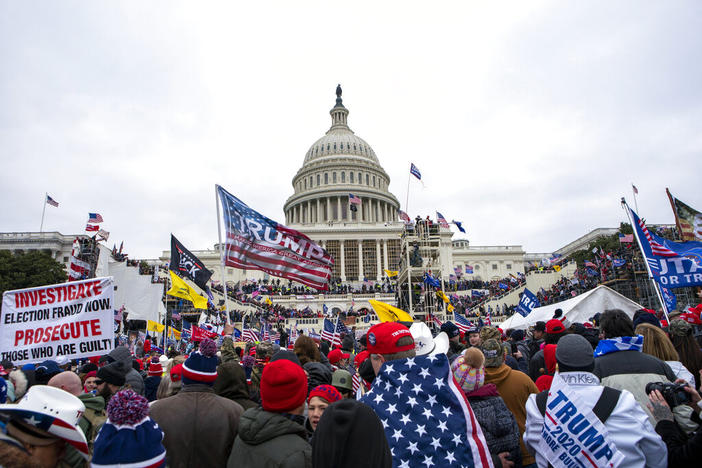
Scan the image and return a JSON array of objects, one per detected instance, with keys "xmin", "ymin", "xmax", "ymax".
[{"xmin": 304, "ymin": 131, "xmax": 379, "ymax": 164}]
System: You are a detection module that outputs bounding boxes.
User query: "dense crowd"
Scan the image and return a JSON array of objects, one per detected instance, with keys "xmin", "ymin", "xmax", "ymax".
[{"xmin": 3, "ymin": 302, "xmax": 702, "ymax": 468}]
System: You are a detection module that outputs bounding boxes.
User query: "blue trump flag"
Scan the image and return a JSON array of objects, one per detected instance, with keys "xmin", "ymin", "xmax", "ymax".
[
  {"xmin": 360, "ymin": 354, "xmax": 493, "ymax": 467},
  {"xmin": 627, "ymin": 204, "xmax": 702, "ymax": 288},
  {"xmin": 516, "ymin": 288, "xmax": 540, "ymax": 317},
  {"xmin": 423, "ymin": 272, "xmax": 441, "ymax": 289},
  {"xmin": 661, "ymin": 287, "xmax": 677, "ymax": 315}
]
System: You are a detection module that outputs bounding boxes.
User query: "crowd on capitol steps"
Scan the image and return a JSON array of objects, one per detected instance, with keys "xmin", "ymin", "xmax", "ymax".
[{"xmin": 2, "ymin": 304, "xmax": 702, "ymax": 467}]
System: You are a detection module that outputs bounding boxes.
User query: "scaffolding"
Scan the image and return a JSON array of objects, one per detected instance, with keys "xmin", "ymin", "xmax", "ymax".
[{"xmin": 396, "ymin": 220, "xmax": 447, "ymax": 320}]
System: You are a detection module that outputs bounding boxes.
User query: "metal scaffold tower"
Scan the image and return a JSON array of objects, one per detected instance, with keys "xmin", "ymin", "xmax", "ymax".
[{"xmin": 396, "ymin": 219, "xmax": 448, "ymax": 320}]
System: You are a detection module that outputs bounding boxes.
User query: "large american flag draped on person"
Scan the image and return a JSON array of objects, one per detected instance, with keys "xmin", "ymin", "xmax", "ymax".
[
  {"xmin": 217, "ymin": 185, "xmax": 334, "ymax": 290},
  {"xmin": 360, "ymin": 354, "xmax": 493, "ymax": 468}
]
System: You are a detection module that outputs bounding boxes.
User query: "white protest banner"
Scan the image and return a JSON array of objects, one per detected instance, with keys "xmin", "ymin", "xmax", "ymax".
[
  {"xmin": 539, "ymin": 373, "xmax": 625, "ymax": 468},
  {"xmin": 1, "ymin": 277, "xmax": 114, "ymax": 365}
]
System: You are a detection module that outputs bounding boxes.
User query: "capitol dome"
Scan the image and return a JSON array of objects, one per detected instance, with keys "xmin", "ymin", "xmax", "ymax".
[{"xmin": 284, "ymin": 86, "xmax": 401, "ymax": 227}]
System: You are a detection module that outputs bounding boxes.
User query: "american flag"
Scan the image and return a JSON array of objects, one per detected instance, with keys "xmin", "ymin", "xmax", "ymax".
[
  {"xmin": 618, "ymin": 233, "xmax": 634, "ymax": 243},
  {"xmin": 436, "ymin": 212, "xmax": 450, "ymax": 229},
  {"xmin": 348, "ymin": 193, "xmax": 362, "ymax": 205},
  {"xmin": 453, "ymin": 313, "xmax": 472, "ymax": 333},
  {"xmin": 352, "ymin": 372, "xmax": 363, "ymax": 395},
  {"xmin": 429, "ymin": 312, "xmax": 443, "ymax": 328},
  {"xmin": 630, "ymin": 207, "xmax": 678, "ymax": 257},
  {"xmin": 46, "ymin": 194, "xmax": 59, "ymax": 207},
  {"xmin": 288, "ymin": 321, "xmax": 299, "ymax": 343},
  {"xmin": 261, "ymin": 322, "xmax": 270, "ymax": 342},
  {"xmin": 85, "ymin": 224, "xmax": 99, "ymax": 232},
  {"xmin": 410, "ymin": 162, "xmax": 422, "ymax": 180},
  {"xmin": 242, "ymin": 318, "xmax": 260, "ymax": 343},
  {"xmin": 87, "ymin": 213, "xmax": 103, "ymax": 223},
  {"xmin": 360, "ymin": 354, "xmax": 493, "ymax": 467},
  {"xmin": 320, "ymin": 317, "xmax": 344, "ymax": 347},
  {"xmin": 398, "ymin": 210, "xmax": 412, "ymax": 224},
  {"xmin": 484, "ymin": 309, "xmax": 492, "ymax": 326},
  {"xmin": 217, "ymin": 185, "xmax": 333, "ymax": 290}
]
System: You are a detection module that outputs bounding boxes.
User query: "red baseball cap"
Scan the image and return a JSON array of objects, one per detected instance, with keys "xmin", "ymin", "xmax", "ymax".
[
  {"xmin": 354, "ymin": 350, "xmax": 370, "ymax": 368},
  {"xmin": 545, "ymin": 319, "xmax": 565, "ymax": 334},
  {"xmin": 327, "ymin": 349, "xmax": 350, "ymax": 365},
  {"xmin": 366, "ymin": 322, "xmax": 414, "ymax": 355},
  {"xmin": 680, "ymin": 312, "xmax": 702, "ymax": 325}
]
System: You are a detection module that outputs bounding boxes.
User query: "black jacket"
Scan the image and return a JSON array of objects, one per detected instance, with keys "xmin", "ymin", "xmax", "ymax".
[{"xmin": 655, "ymin": 410, "xmax": 702, "ymax": 467}]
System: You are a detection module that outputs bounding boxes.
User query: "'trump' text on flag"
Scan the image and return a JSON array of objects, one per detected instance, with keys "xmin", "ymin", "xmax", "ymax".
[{"xmin": 217, "ymin": 185, "xmax": 334, "ymax": 290}]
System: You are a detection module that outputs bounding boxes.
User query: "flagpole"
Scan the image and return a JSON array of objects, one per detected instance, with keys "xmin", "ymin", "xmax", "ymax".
[
  {"xmin": 405, "ymin": 168, "xmax": 411, "ymax": 216},
  {"xmin": 631, "ymin": 184, "xmax": 640, "ymax": 214},
  {"xmin": 215, "ymin": 185, "xmax": 231, "ymax": 325},
  {"xmin": 621, "ymin": 199, "xmax": 669, "ymax": 322},
  {"xmin": 665, "ymin": 188, "xmax": 685, "ymax": 241},
  {"xmin": 40, "ymin": 193, "xmax": 47, "ymax": 232}
]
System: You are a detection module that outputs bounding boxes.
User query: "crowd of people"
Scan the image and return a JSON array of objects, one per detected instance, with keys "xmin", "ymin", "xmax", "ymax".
[{"xmin": 2, "ymin": 302, "xmax": 702, "ymax": 467}]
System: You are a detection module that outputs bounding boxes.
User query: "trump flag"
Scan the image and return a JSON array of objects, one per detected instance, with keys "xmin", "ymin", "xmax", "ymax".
[{"xmin": 217, "ymin": 185, "xmax": 333, "ymax": 290}]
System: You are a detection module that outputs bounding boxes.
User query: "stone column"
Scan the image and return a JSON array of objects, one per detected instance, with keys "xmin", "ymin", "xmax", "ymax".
[
  {"xmin": 340, "ymin": 240, "xmax": 346, "ymax": 281},
  {"xmin": 307, "ymin": 201, "xmax": 312, "ymax": 224},
  {"xmin": 326, "ymin": 197, "xmax": 331, "ymax": 222},
  {"xmin": 316, "ymin": 199, "xmax": 320, "ymax": 223},
  {"xmin": 376, "ymin": 240, "xmax": 382, "ymax": 281},
  {"xmin": 337, "ymin": 197, "xmax": 341, "ymax": 222},
  {"xmin": 358, "ymin": 240, "xmax": 364, "ymax": 281},
  {"xmin": 383, "ymin": 239, "xmax": 389, "ymax": 270}
]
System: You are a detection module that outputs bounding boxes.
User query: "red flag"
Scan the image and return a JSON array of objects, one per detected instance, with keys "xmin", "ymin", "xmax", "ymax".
[{"xmin": 85, "ymin": 224, "xmax": 99, "ymax": 232}]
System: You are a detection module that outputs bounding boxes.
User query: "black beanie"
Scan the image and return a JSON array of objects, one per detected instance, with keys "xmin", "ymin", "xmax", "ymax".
[
  {"xmin": 97, "ymin": 361, "xmax": 126, "ymax": 387},
  {"xmin": 312, "ymin": 399, "xmax": 392, "ymax": 468}
]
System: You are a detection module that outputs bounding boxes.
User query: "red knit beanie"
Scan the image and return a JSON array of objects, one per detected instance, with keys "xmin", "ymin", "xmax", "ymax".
[
  {"xmin": 307, "ymin": 385, "xmax": 342, "ymax": 404},
  {"xmin": 260, "ymin": 360, "xmax": 308, "ymax": 413}
]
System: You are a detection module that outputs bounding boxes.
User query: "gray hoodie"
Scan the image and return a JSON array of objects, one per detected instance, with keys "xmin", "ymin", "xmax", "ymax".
[{"xmin": 108, "ymin": 346, "xmax": 144, "ymax": 395}]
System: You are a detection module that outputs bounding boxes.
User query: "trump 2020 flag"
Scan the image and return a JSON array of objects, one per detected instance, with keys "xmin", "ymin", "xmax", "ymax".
[
  {"xmin": 516, "ymin": 288, "xmax": 540, "ymax": 317},
  {"xmin": 360, "ymin": 354, "xmax": 493, "ymax": 468},
  {"xmin": 217, "ymin": 185, "xmax": 333, "ymax": 290}
]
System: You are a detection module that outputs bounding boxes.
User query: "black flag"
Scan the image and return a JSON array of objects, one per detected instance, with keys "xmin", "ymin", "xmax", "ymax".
[{"xmin": 169, "ymin": 235, "xmax": 213, "ymax": 291}]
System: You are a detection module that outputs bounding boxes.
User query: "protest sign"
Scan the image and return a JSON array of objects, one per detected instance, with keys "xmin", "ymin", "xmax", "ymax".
[
  {"xmin": 539, "ymin": 373, "xmax": 624, "ymax": 468},
  {"xmin": 1, "ymin": 277, "xmax": 114, "ymax": 365}
]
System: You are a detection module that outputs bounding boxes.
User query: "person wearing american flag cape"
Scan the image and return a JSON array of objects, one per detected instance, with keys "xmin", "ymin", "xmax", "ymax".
[{"xmin": 359, "ymin": 321, "xmax": 494, "ymax": 467}]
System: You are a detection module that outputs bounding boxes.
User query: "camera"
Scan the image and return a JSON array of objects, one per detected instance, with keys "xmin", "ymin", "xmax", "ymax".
[{"xmin": 645, "ymin": 381, "xmax": 691, "ymax": 407}]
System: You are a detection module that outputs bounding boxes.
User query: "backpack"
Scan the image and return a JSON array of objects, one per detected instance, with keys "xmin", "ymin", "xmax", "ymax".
[{"xmin": 535, "ymin": 386, "xmax": 621, "ymax": 423}]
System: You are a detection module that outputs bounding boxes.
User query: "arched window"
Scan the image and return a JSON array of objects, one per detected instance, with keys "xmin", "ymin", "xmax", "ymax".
[
  {"xmin": 333, "ymin": 172, "xmax": 337, "ymax": 183},
  {"xmin": 358, "ymin": 172, "xmax": 362, "ymax": 183},
  {"xmin": 317, "ymin": 174, "xmax": 320, "ymax": 186},
  {"xmin": 366, "ymin": 174, "xmax": 369, "ymax": 185},
  {"xmin": 373, "ymin": 176, "xmax": 376, "ymax": 186},
  {"xmin": 324, "ymin": 173, "xmax": 328, "ymax": 184},
  {"xmin": 341, "ymin": 172, "xmax": 346, "ymax": 183},
  {"xmin": 350, "ymin": 172, "xmax": 354, "ymax": 183}
]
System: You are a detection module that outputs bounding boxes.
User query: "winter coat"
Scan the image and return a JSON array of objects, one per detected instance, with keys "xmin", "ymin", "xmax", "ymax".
[
  {"xmin": 465, "ymin": 383, "xmax": 522, "ymax": 467},
  {"xmin": 666, "ymin": 360, "xmax": 695, "ymax": 386},
  {"xmin": 484, "ymin": 363, "xmax": 539, "ymax": 465},
  {"xmin": 106, "ymin": 346, "xmax": 144, "ymax": 395},
  {"xmin": 528, "ymin": 349, "xmax": 545, "ymax": 381},
  {"xmin": 61, "ymin": 392, "xmax": 106, "ymax": 468},
  {"xmin": 144, "ymin": 376, "xmax": 161, "ymax": 402},
  {"xmin": 446, "ymin": 340, "xmax": 466, "ymax": 360},
  {"xmin": 593, "ymin": 348, "xmax": 677, "ymax": 423},
  {"xmin": 214, "ymin": 360, "xmax": 258, "ymax": 410},
  {"xmin": 228, "ymin": 407, "xmax": 312, "ymax": 468},
  {"xmin": 655, "ymin": 407, "xmax": 702, "ymax": 467},
  {"xmin": 303, "ymin": 362, "xmax": 332, "ymax": 394},
  {"xmin": 150, "ymin": 384, "xmax": 244, "ymax": 468}
]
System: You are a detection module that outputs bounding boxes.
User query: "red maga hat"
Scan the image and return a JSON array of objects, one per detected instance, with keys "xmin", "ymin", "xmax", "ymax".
[{"xmin": 366, "ymin": 322, "xmax": 414, "ymax": 355}]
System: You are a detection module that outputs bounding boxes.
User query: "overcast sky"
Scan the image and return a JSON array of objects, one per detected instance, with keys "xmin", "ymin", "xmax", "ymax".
[{"xmin": 2, "ymin": 1, "xmax": 701, "ymax": 259}]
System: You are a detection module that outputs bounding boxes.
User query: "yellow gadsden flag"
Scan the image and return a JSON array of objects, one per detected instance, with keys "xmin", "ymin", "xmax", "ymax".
[
  {"xmin": 168, "ymin": 327, "xmax": 182, "ymax": 340},
  {"xmin": 553, "ymin": 265, "xmax": 562, "ymax": 272},
  {"xmin": 368, "ymin": 300, "xmax": 413, "ymax": 323},
  {"xmin": 384, "ymin": 269, "xmax": 399, "ymax": 278},
  {"xmin": 167, "ymin": 270, "xmax": 208, "ymax": 309},
  {"xmin": 147, "ymin": 320, "xmax": 165, "ymax": 334}
]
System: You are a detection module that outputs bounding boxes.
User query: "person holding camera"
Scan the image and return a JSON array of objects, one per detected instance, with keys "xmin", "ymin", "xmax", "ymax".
[{"xmin": 647, "ymin": 370, "xmax": 702, "ymax": 466}]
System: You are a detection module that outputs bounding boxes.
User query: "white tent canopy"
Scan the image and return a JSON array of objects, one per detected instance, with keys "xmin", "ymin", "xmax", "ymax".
[{"xmin": 500, "ymin": 285, "xmax": 643, "ymax": 330}]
